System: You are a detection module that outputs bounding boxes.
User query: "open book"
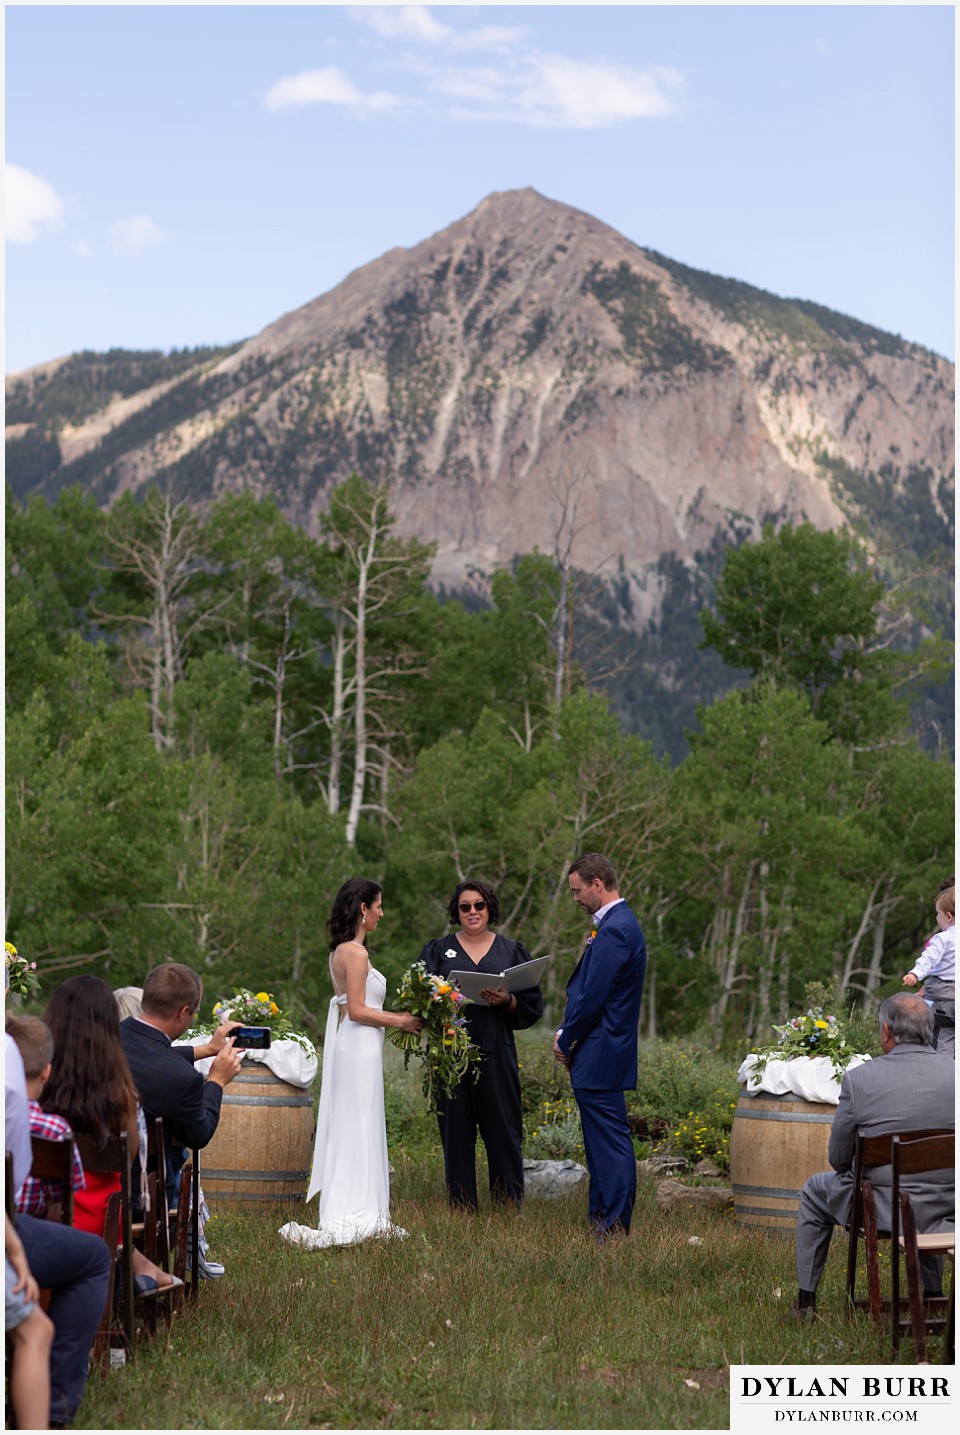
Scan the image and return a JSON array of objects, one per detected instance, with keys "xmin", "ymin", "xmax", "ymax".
[{"xmin": 449, "ymin": 955, "xmax": 550, "ymax": 1006}]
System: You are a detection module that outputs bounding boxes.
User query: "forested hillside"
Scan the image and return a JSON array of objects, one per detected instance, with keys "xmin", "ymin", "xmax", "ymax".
[{"xmin": 5, "ymin": 479, "xmax": 953, "ymax": 1050}]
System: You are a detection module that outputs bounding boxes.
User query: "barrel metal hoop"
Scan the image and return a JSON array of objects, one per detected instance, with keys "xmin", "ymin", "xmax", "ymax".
[
  {"xmin": 198, "ymin": 1192, "xmax": 308, "ymax": 1202},
  {"xmin": 734, "ymin": 1108, "xmax": 835, "ymax": 1124},
  {"xmin": 202, "ymin": 1168, "xmax": 310, "ymax": 1181},
  {"xmin": 231, "ymin": 1071, "xmax": 298, "ymax": 1084},
  {"xmin": 734, "ymin": 1204, "xmax": 798, "ymax": 1219},
  {"xmin": 732, "ymin": 1182, "xmax": 802, "ymax": 1199},
  {"xmin": 221, "ymin": 1093, "xmax": 313, "ymax": 1107}
]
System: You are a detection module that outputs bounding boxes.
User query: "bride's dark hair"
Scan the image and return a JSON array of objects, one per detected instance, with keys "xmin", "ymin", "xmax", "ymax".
[{"xmin": 327, "ymin": 877, "xmax": 382, "ymax": 953}]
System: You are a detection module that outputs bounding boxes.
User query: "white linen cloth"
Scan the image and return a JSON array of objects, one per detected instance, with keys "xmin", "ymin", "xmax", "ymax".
[
  {"xmin": 736, "ymin": 1052, "xmax": 872, "ymax": 1104},
  {"xmin": 190, "ymin": 1036, "xmax": 317, "ymax": 1088}
]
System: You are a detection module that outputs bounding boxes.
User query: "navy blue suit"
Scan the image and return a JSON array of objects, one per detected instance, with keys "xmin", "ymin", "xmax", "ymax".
[{"xmin": 557, "ymin": 900, "xmax": 646, "ymax": 1234}]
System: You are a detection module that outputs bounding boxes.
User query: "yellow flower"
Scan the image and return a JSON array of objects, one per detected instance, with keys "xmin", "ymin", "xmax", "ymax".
[
  {"xmin": 814, "ymin": 1019, "xmax": 828, "ymax": 1029},
  {"xmin": 255, "ymin": 992, "xmax": 271, "ymax": 1003},
  {"xmin": 270, "ymin": 1002, "xmax": 279, "ymax": 1015},
  {"xmin": 5, "ymin": 941, "xmax": 18, "ymax": 957}
]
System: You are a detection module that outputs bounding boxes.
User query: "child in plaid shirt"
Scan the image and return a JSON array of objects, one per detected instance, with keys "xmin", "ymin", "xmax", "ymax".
[{"xmin": 6, "ymin": 1015, "xmax": 86, "ymax": 1216}]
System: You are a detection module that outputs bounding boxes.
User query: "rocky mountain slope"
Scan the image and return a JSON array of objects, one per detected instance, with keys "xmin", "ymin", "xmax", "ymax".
[{"xmin": 6, "ymin": 188, "xmax": 954, "ymax": 635}]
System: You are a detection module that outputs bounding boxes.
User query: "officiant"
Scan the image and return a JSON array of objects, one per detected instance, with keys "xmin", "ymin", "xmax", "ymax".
[{"xmin": 420, "ymin": 879, "xmax": 544, "ymax": 1211}]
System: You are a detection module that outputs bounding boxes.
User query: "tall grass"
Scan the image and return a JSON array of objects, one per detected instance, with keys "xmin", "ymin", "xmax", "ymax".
[
  {"xmin": 77, "ymin": 1171, "xmax": 900, "ymax": 1429},
  {"xmin": 74, "ymin": 1035, "xmax": 909, "ymax": 1429}
]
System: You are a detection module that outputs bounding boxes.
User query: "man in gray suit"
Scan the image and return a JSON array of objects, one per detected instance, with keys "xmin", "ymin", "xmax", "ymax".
[{"xmin": 792, "ymin": 992, "xmax": 954, "ymax": 1320}]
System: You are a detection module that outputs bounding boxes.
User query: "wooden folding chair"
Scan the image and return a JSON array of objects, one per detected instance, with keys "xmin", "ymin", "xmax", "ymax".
[
  {"xmin": 73, "ymin": 1129, "xmax": 176, "ymax": 1355},
  {"xmin": 845, "ymin": 1127, "xmax": 952, "ymax": 1323},
  {"xmin": 29, "ymin": 1133, "xmax": 76, "ymax": 1226},
  {"xmin": 172, "ymin": 1151, "xmax": 201, "ymax": 1301},
  {"xmin": 891, "ymin": 1131, "xmax": 954, "ymax": 1360}
]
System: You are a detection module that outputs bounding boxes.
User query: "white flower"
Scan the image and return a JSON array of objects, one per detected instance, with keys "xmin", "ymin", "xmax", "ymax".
[{"xmin": 444, "ymin": 949, "xmax": 458, "ymax": 961}]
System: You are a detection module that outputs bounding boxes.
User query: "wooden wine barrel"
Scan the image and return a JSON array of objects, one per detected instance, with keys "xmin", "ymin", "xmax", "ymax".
[
  {"xmin": 199, "ymin": 1062, "xmax": 314, "ymax": 1206},
  {"xmin": 728, "ymin": 1090, "xmax": 836, "ymax": 1233}
]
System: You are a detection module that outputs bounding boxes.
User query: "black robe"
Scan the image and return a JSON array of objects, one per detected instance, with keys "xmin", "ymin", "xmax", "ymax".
[{"xmin": 420, "ymin": 932, "xmax": 544, "ymax": 1208}]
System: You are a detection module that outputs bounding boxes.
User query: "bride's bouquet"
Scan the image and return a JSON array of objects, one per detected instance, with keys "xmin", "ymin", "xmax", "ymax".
[{"xmin": 389, "ymin": 961, "xmax": 480, "ymax": 1111}]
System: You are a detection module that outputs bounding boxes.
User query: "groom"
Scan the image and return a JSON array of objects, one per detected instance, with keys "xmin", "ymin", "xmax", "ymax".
[{"xmin": 553, "ymin": 853, "xmax": 647, "ymax": 1242}]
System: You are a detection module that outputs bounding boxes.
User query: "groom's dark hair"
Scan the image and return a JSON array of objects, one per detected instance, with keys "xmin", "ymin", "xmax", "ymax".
[{"xmin": 568, "ymin": 853, "xmax": 618, "ymax": 889}]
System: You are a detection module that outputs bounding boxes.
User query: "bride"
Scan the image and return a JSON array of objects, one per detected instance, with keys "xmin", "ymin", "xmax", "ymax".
[{"xmin": 279, "ymin": 878, "xmax": 423, "ymax": 1250}]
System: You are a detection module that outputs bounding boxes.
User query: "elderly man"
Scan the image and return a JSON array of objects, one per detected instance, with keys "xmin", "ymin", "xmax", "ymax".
[{"xmin": 792, "ymin": 992, "xmax": 955, "ymax": 1320}]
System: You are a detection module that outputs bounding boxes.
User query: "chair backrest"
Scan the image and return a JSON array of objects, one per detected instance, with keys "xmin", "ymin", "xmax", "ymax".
[
  {"xmin": 846, "ymin": 1126, "xmax": 954, "ymax": 1311},
  {"xmin": 891, "ymin": 1131, "xmax": 954, "ymax": 1182},
  {"xmin": 73, "ymin": 1129, "xmax": 135, "ymax": 1353},
  {"xmin": 5, "ymin": 1151, "xmax": 15, "ymax": 1220},
  {"xmin": 30, "ymin": 1133, "xmax": 76, "ymax": 1225}
]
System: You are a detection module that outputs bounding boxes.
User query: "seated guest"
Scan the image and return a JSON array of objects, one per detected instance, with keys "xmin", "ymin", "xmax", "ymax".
[
  {"xmin": 113, "ymin": 981, "xmax": 225, "ymax": 1279},
  {"xmin": 792, "ymin": 993, "xmax": 955, "ymax": 1321},
  {"xmin": 119, "ymin": 962, "xmax": 243, "ymax": 1209},
  {"xmin": 6, "ymin": 1014, "xmax": 86, "ymax": 1218},
  {"xmin": 113, "ymin": 985, "xmax": 144, "ymax": 1023},
  {"xmin": 41, "ymin": 975, "xmax": 177, "ymax": 1291},
  {"xmin": 5, "ymin": 1210, "xmax": 54, "ymax": 1431},
  {"xmin": 5, "ymin": 1002, "xmax": 111, "ymax": 1428}
]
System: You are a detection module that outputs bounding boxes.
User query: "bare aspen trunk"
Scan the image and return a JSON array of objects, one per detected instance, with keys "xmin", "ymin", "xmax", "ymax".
[
  {"xmin": 327, "ymin": 612, "xmax": 347, "ymax": 816},
  {"xmin": 345, "ymin": 526, "xmax": 373, "ymax": 848}
]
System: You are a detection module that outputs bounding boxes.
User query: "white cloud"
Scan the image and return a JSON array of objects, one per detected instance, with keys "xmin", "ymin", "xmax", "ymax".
[
  {"xmin": 349, "ymin": 6, "xmax": 451, "ymax": 45},
  {"xmin": 264, "ymin": 66, "xmax": 401, "ymax": 115},
  {"xmin": 5, "ymin": 164, "xmax": 65, "ymax": 243},
  {"xmin": 108, "ymin": 215, "xmax": 170, "ymax": 257},
  {"xmin": 517, "ymin": 54, "xmax": 686, "ymax": 128},
  {"xmin": 70, "ymin": 240, "xmax": 95, "ymax": 259}
]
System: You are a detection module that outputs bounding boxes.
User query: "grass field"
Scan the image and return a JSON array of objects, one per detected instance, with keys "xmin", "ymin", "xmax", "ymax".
[{"xmin": 75, "ymin": 1152, "xmax": 905, "ymax": 1430}]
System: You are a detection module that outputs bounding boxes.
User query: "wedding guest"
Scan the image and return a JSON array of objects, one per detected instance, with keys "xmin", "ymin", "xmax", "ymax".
[
  {"xmin": 903, "ymin": 885, "xmax": 955, "ymax": 1058},
  {"xmin": 5, "ymin": 1211, "xmax": 53, "ymax": 1431},
  {"xmin": 553, "ymin": 853, "xmax": 647, "ymax": 1243},
  {"xmin": 119, "ymin": 962, "xmax": 243, "ymax": 1208},
  {"xmin": 113, "ymin": 985, "xmax": 144, "ymax": 1023},
  {"xmin": 5, "ymin": 993, "xmax": 111, "ymax": 1428},
  {"xmin": 421, "ymin": 879, "xmax": 543, "ymax": 1211},
  {"xmin": 113, "ymin": 982, "xmax": 225, "ymax": 1278},
  {"xmin": 791, "ymin": 993, "xmax": 954, "ymax": 1321},
  {"xmin": 6, "ymin": 1014, "xmax": 86, "ymax": 1219},
  {"xmin": 41, "ymin": 975, "xmax": 178, "ymax": 1291}
]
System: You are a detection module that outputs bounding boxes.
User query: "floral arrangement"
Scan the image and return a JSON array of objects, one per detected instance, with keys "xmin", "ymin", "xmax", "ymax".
[
  {"xmin": 388, "ymin": 960, "xmax": 481, "ymax": 1111},
  {"xmin": 185, "ymin": 987, "xmax": 316, "ymax": 1056},
  {"xmin": 5, "ymin": 941, "xmax": 39, "ymax": 999},
  {"xmin": 749, "ymin": 1002, "xmax": 866, "ymax": 1083}
]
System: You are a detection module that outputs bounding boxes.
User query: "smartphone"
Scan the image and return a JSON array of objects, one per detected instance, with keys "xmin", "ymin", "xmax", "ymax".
[{"xmin": 233, "ymin": 1025, "xmax": 272, "ymax": 1049}]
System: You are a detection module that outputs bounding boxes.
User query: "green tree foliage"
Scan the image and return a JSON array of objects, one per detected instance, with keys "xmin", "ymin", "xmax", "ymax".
[{"xmin": 4, "ymin": 485, "xmax": 953, "ymax": 1051}]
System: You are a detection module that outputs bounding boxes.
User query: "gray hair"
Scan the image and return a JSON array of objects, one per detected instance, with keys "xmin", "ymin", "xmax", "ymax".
[
  {"xmin": 114, "ymin": 985, "xmax": 144, "ymax": 1022},
  {"xmin": 878, "ymin": 993, "xmax": 935, "ymax": 1047}
]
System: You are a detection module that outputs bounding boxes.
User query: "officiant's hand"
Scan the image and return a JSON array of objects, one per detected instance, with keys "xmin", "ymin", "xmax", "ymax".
[{"xmin": 480, "ymin": 985, "xmax": 515, "ymax": 1011}]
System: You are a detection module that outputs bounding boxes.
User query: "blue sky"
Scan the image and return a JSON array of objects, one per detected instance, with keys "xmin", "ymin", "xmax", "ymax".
[{"xmin": 5, "ymin": 3, "xmax": 955, "ymax": 374}]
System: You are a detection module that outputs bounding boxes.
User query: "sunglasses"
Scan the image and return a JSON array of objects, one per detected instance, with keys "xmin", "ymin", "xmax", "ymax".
[{"xmin": 458, "ymin": 900, "xmax": 487, "ymax": 913}]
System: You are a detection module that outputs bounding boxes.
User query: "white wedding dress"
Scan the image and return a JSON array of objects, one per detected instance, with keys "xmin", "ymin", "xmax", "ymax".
[{"xmin": 278, "ymin": 965, "xmax": 405, "ymax": 1250}]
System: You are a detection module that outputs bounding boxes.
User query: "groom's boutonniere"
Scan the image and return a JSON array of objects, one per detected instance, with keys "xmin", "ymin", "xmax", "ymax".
[{"xmin": 586, "ymin": 927, "xmax": 598, "ymax": 946}]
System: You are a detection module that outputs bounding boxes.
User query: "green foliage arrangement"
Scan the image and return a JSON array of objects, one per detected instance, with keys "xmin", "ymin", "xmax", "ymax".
[
  {"xmin": 748, "ymin": 980, "xmax": 882, "ymax": 1083},
  {"xmin": 388, "ymin": 962, "xmax": 481, "ymax": 1111},
  {"xmin": 185, "ymin": 987, "xmax": 316, "ymax": 1056}
]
